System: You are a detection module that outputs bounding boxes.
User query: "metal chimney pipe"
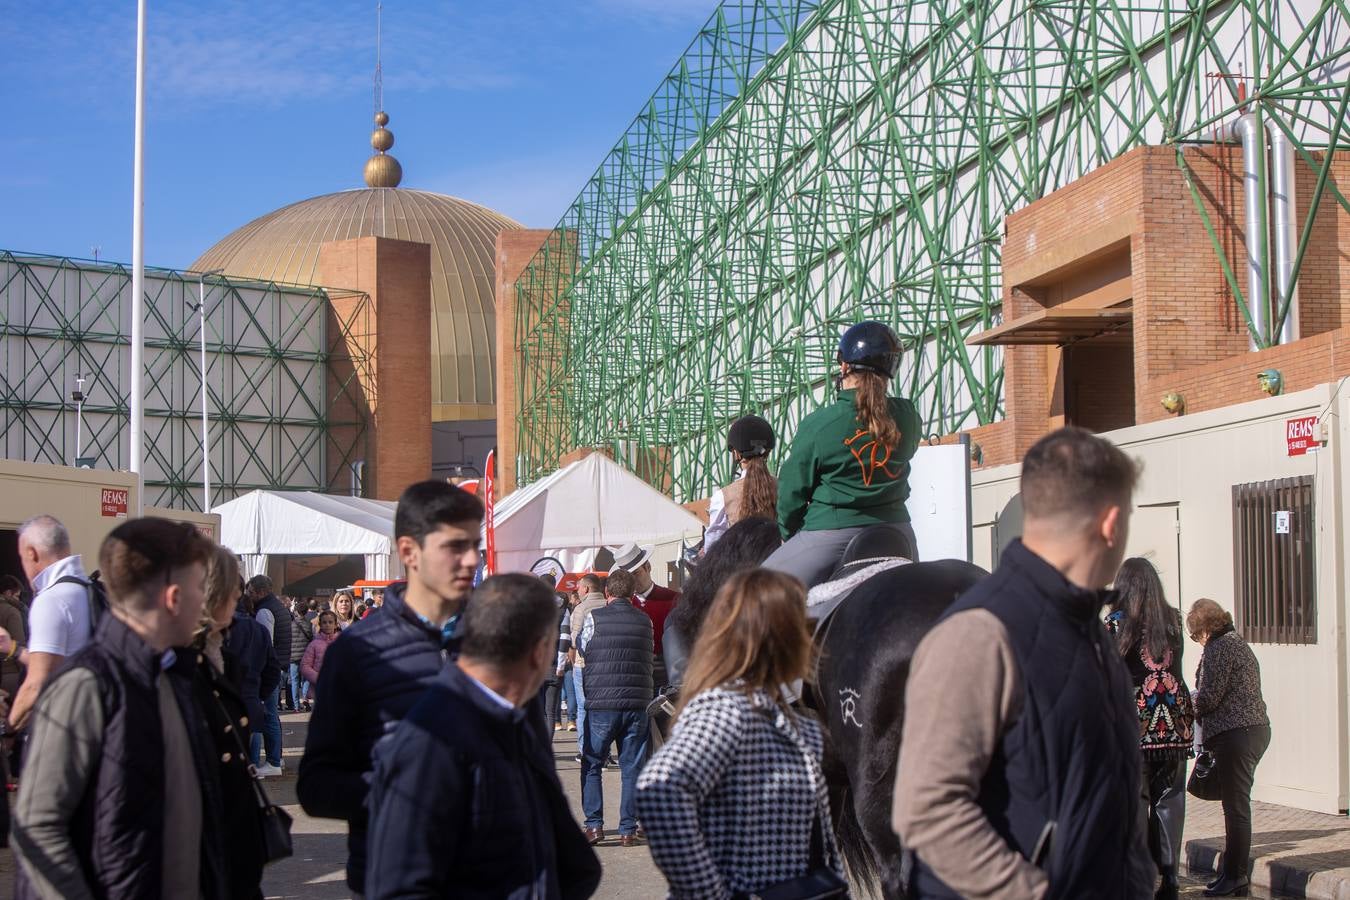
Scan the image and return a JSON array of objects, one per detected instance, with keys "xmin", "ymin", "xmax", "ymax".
[
  {"xmin": 1229, "ymin": 113, "xmax": 1269, "ymax": 350},
  {"xmin": 350, "ymin": 460, "xmax": 366, "ymax": 497},
  {"xmin": 1268, "ymin": 121, "xmax": 1301, "ymax": 344}
]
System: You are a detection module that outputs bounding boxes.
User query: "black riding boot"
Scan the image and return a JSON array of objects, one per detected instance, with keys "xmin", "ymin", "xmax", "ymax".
[{"xmin": 1154, "ymin": 866, "xmax": 1179, "ymax": 900}]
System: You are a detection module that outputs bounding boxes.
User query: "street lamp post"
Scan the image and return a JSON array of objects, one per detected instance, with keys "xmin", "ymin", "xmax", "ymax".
[
  {"xmin": 195, "ymin": 269, "xmax": 225, "ymax": 512},
  {"xmin": 72, "ymin": 375, "xmax": 86, "ymax": 466}
]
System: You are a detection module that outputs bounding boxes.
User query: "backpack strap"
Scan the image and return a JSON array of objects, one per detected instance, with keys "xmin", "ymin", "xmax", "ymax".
[{"xmin": 54, "ymin": 573, "xmax": 105, "ymax": 630}]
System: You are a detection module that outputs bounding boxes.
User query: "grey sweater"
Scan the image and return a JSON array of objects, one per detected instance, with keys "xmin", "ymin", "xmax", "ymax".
[{"xmin": 1194, "ymin": 628, "xmax": 1269, "ymax": 740}]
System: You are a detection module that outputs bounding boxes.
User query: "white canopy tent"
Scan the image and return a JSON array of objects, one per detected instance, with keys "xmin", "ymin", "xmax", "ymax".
[
  {"xmin": 492, "ymin": 453, "xmax": 704, "ymax": 574},
  {"xmin": 214, "ymin": 490, "xmax": 402, "ymax": 580}
]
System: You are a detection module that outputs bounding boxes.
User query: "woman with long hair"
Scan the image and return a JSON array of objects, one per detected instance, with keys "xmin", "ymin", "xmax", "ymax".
[
  {"xmin": 1107, "ymin": 558, "xmax": 1194, "ymax": 900},
  {"xmin": 637, "ymin": 569, "xmax": 843, "ymax": 898},
  {"xmin": 763, "ymin": 320, "xmax": 923, "ymax": 587},
  {"xmin": 661, "ymin": 517, "xmax": 782, "ymax": 688},
  {"xmin": 192, "ymin": 545, "xmax": 270, "ymax": 898},
  {"xmin": 704, "ymin": 415, "xmax": 778, "ymax": 552},
  {"xmin": 1188, "ymin": 599, "xmax": 1270, "ymax": 898},
  {"xmin": 333, "ymin": 591, "xmax": 357, "ymax": 630}
]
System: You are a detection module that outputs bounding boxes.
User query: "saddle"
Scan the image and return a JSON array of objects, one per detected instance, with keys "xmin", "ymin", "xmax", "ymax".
[{"xmin": 806, "ymin": 524, "xmax": 916, "ymax": 632}]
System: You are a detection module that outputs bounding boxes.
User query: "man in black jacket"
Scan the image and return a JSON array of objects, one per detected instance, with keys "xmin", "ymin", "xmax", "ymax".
[
  {"xmin": 576, "ymin": 568, "xmax": 653, "ymax": 846},
  {"xmin": 893, "ymin": 427, "xmax": 1154, "ymax": 899},
  {"xmin": 298, "ymin": 480, "xmax": 484, "ymax": 896},
  {"xmin": 11, "ymin": 519, "xmax": 227, "ymax": 899},
  {"xmin": 366, "ymin": 573, "xmax": 601, "ymax": 900}
]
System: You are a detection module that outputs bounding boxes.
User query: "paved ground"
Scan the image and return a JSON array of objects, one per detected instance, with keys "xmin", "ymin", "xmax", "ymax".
[
  {"xmin": 0, "ymin": 709, "xmax": 1332, "ymax": 898},
  {"xmin": 256, "ymin": 714, "xmax": 1278, "ymax": 899},
  {"xmin": 1185, "ymin": 797, "xmax": 1350, "ymax": 900}
]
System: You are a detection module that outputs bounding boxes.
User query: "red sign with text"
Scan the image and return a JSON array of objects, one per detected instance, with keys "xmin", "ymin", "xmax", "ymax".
[
  {"xmin": 101, "ymin": 488, "xmax": 129, "ymax": 518},
  {"xmin": 1286, "ymin": 416, "xmax": 1319, "ymax": 456}
]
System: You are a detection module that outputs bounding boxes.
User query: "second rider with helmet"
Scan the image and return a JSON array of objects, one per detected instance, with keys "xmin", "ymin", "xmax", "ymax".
[{"xmin": 762, "ymin": 321, "xmax": 923, "ymax": 587}]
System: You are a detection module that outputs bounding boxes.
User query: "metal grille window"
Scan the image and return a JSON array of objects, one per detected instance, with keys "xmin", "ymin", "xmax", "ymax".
[{"xmin": 1231, "ymin": 477, "xmax": 1316, "ymax": 644}]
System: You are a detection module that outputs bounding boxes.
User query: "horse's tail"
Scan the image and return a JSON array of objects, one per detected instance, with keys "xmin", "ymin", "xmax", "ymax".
[{"xmin": 821, "ymin": 731, "xmax": 881, "ymax": 897}]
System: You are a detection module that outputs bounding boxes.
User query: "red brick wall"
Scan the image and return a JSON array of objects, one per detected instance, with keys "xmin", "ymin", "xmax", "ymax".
[
  {"xmin": 1141, "ymin": 325, "xmax": 1350, "ymax": 422},
  {"xmin": 995, "ymin": 144, "xmax": 1350, "ymax": 459},
  {"xmin": 493, "ymin": 230, "xmax": 552, "ymax": 497},
  {"xmin": 319, "ymin": 236, "xmax": 432, "ymax": 500}
]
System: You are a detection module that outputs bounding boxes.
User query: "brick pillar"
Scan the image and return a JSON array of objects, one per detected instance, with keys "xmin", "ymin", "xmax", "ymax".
[
  {"xmin": 319, "ymin": 236, "xmax": 432, "ymax": 500},
  {"xmin": 494, "ymin": 229, "xmax": 552, "ymax": 497}
]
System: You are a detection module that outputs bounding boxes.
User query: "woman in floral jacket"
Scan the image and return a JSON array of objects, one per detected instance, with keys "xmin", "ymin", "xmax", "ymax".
[{"xmin": 1107, "ymin": 559, "xmax": 1194, "ymax": 900}]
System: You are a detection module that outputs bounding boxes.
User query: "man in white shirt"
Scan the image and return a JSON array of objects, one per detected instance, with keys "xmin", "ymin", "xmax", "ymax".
[{"xmin": 8, "ymin": 515, "xmax": 93, "ymax": 731}]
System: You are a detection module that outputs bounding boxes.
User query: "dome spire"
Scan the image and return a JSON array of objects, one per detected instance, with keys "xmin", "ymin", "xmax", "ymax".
[
  {"xmin": 364, "ymin": 110, "xmax": 403, "ymax": 188},
  {"xmin": 363, "ymin": 2, "xmax": 402, "ymax": 188}
]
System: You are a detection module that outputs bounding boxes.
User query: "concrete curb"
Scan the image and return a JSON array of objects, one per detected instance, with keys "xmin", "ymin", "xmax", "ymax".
[{"xmin": 1187, "ymin": 839, "xmax": 1350, "ymax": 900}]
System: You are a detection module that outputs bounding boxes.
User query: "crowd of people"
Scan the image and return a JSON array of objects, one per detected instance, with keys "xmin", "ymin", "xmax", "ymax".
[{"xmin": 0, "ymin": 321, "xmax": 1274, "ymax": 899}]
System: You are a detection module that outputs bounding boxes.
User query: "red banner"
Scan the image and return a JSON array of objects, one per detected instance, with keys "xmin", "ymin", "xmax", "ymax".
[{"xmin": 483, "ymin": 449, "xmax": 496, "ymax": 576}]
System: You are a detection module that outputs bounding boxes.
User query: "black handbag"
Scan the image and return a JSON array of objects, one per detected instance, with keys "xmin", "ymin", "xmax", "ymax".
[
  {"xmin": 1187, "ymin": 750, "xmax": 1223, "ymax": 801},
  {"xmin": 212, "ymin": 691, "xmax": 294, "ymax": 862},
  {"xmin": 743, "ymin": 812, "xmax": 849, "ymax": 899}
]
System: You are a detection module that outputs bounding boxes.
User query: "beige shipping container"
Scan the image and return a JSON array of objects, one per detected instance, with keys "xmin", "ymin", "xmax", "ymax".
[
  {"xmin": 0, "ymin": 459, "xmax": 220, "ymax": 583},
  {"xmin": 971, "ymin": 382, "xmax": 1349, "ymax": 814}
]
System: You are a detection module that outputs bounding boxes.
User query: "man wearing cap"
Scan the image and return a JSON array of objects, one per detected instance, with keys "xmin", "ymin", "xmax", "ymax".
[{"xmin": 609, "ymin": 543, "xmax": 680, "ymax": 692}]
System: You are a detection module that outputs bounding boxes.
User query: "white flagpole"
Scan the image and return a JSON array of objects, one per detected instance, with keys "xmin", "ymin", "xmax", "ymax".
[{"xmin": 130, "ymin": 0, "xmax": 147, "ymax": 515}]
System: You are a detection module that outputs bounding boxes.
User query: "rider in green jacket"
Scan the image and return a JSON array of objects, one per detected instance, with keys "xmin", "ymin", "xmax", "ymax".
[{"xmin": 763, "ymin": 321, "xmax": 923, "ymax": 587}]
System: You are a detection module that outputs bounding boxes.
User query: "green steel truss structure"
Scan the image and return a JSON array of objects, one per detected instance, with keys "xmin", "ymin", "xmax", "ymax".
[
  {"xmin": 515, "ymin": 0, "xmax": 1350, "ymax": 501},
  {"xmin": 0, "ymin": 251, "xmax": 373, "ymax": 510}
]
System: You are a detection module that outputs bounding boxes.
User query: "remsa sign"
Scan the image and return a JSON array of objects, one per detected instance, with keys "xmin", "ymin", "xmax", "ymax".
[
  {"xmin": 1286, "ymin": 416, "xmax": 1319, "ymax": 457},
  {"xmin": 101, "ymin": 488, "xmax": 129, "ymax": 518}
]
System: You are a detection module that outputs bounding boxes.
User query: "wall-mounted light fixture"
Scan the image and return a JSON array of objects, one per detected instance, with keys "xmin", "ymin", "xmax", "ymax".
[{"xmin": 1160, "ymin": 391, "xmax": 1185, "ymax": 415}]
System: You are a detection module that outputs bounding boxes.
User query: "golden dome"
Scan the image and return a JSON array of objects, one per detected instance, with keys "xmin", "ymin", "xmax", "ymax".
[{"xmin": 190, "ymin": 187, "xmax": 522, "ymax": 420}]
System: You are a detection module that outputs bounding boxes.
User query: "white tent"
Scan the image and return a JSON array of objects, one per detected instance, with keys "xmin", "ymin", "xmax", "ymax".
[
  {"xmin": 492, "ymin": 453, "xmax": 704, "ymax": 574},
  {"xmin": 214, "ymin": 490, "xmax": 402, "ymax": 580}
]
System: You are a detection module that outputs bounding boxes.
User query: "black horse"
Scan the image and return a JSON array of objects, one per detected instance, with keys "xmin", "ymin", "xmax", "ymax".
[{"xmin": 809, "ymin": 557, "xmax": 988, "ymax": 899}]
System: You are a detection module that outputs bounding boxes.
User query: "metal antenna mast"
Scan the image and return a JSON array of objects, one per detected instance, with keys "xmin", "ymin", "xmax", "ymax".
[{"xmin": 373, "ymin": 1, "xmax": 383, "ymax": 115}]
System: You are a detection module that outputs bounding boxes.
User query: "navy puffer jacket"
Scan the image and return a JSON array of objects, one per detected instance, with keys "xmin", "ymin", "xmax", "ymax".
[
  {"xmin": 296, "ymin": 581, "xmax": 450, "ymax": 892},
  {"xmin": 223, "ymin": 609, "xmax": 281, "ymax": 736}
]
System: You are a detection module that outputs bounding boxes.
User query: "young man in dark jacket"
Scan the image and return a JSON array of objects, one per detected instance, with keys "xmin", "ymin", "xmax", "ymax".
[
  {"xmin": 11, "ymin": 519, "xmax": 228, "ymax": 899},
  {"xmin": 576, "ymin": 567, "xmax": 653, "ymax": 846},
  {"xmin": 298, "ymin": 481, "xmax": 484, "ymax": 895},
  {"xmin": 892, "ymin": 427, "xmax": 1154, "ymax": 899},
  {"xmin": 366, "ymin": 573, "xmax": 601, "ymax": 900}
]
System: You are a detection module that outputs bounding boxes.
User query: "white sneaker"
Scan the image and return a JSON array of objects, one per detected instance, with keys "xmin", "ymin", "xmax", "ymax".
[{"xmin": 254, "ymin": 763, "xmax": 283, "ymax": 777}]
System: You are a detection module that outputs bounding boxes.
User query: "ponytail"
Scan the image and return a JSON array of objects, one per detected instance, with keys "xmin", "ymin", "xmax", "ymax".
[
  {"xmin": 738, "ymin": 456, "xmax": 778, "ymax": 520},
  {"xmin": 852, "ymin": 371, "xmax": 902, "ymax": 450}
]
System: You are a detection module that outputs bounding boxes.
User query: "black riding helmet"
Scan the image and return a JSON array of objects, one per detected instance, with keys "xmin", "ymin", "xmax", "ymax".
[
  {"xmin": 727, "ymin": 414, "xmax": 775, "ymax": 459},
  {"xmin": 837, "ymin": 321, "xmax": 901, "ymax": 378}
]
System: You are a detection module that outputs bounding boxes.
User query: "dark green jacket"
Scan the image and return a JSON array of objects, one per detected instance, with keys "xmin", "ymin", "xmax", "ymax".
[{"xmin": 777, "ymin": 389, "xmax": 923, "ymax": 537}]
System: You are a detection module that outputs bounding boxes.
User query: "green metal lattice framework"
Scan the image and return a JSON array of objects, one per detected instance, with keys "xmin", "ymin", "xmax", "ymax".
[
  {"xmin": 515, "ymin": 0, "xmax": 1350, "ymax": 502},
  {"xmin": 0, "ymin": 251, "xmax": 374, "ymax": 511}
]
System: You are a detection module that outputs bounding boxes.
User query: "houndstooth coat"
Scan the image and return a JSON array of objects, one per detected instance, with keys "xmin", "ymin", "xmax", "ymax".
[{"xmin": 635, "ymin": 685, "xmax": 844, "ymax": 899}]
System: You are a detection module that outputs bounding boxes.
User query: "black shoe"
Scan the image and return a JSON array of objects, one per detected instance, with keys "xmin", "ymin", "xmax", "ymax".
[
  {"xmin": 1207, "ymin": 875, "xmax": 1223, "ymax": 890},
  {"xmin": 1204, "ymin": 875, "xmax": 1250, "ymax": 897}
]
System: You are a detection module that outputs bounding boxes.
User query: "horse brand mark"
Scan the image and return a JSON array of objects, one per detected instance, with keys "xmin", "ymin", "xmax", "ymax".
[{"xmin": 839, "ymin": 687, "xmax": 862, "ymax": 728}]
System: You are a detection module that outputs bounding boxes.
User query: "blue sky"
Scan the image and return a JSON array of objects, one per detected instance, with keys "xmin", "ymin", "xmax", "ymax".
[{"xmin": 0, "ymin": 0, "xmax": 718, "ymax": 269}]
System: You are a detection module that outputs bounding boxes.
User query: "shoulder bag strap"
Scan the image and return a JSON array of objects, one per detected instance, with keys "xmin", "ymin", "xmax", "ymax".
[
  {"xmin": 764, "ymin": 704, "xmax": 832, "ymax": 869},
  {"xmin": 206, "ymin": 682, "xmax": 275, "ymax": 813}
]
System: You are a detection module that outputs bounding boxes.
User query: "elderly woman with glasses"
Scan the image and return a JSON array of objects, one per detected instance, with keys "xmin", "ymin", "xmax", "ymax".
[{"xmin": 1187, "ymin": 598, "xmax": 1270, "ymax": 898}]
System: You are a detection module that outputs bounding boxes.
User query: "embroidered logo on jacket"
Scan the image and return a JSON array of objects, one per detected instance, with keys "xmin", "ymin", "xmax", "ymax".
[{"xmin": 844, "ymin": 429, "xmax": 899, "ymax": 486}]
